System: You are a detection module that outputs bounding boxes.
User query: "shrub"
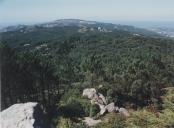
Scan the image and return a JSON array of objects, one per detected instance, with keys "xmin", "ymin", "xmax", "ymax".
[
  {"xmin": 57, "ymin": 117, "xmax": 86, "ymax": 128},
  {"xmin": 95, "ymin": 113, "xmax": 126, "ymax": 128},
  {"xmin": 59, "ymin": 88, "xmax": 100, "ymax": 117},
  {"xmin": 89, "ymin": 104, "xmax": 100, "ymax": 117},
  {"xmin": 60, "ymin": 99, "xmax": 85, "ymax": 117},
  {"xmin": 126, "ymin": 109, "xmax": 160, "ymax": 128}
]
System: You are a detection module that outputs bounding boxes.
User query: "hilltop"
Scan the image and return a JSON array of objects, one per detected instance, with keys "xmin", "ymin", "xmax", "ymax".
[{"xmin": 1, "ymin": 19, "xmax": 162, "ymax": 46}]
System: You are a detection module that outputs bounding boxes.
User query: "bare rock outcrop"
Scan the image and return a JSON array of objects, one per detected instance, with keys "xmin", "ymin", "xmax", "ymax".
[
  {"xmin": 105, "ymin": 102, "xmax": 119, "ymax": 112},
  {"xmin": 83, "ymin": 88, "xmax": 107, "ymax": 105},
  {"xmin": 82, "ymin": 88, "xmax": 97, "ymax": 99},
  {"xmin": 82, "ymin": 88, "xmax": 129, "ymax": 117},
  {"xmin": 98, "ymin": 93, "xmax": 107, "ymax": 105},
  {"xmin": 0, "ymin": 102, "xmax": 45, "ymax": 128}
]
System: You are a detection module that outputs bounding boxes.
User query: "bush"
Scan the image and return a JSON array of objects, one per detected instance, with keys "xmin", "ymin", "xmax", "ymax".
[
  {"xmin": 126, "ymin": 109, "xmax": 160, "ymax": 128},
  {"xmin": 95, "ymin": 113, "xmax": 126, "ymax": 128},
  {"xmin": 57, "ymin": 117, "xmax": 86, "ymax": 128},
  {"xmin": 89, "ymin": 104, "xmax": 100, "ymax": 117},
  {"xmin": 60, "ymin": 99, "xmax": 85, "ymax": 117},
  {"xmin": 112, "ymin": 115, "xmax": 126, "ymax": 128},
  {"xmin": 160, "ymin": 109, "xmax": 174, "ymax": 128},
  {"xmin": 59, "ymin": 88, "xmax": 100, "ymax": 117},
  {"xmin": 161, "ymin": 87, "xmax": 174, "ymax": 111}
]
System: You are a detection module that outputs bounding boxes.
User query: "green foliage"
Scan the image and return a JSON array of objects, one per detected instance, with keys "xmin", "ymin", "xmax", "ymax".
[
  {"xmin": 1, "ymin": 23, "xmax": 174, "ymax": 127},
  {"xmin": 89, "ymin": 104, "xmax": 100, "ymax": 117},
  {"xmin": 112, "ymin": 115, "xmax": 126, "ymax": 128},
  {"xmin": 126, "ymin": 109, "xmax": 160, "ymax": 128},
  {"xmin": 126, "ymin": 88, "xmax": 174, "ymax": 128},
  {"xmin": 125, "ymin": 108, "xmax": 174, "ymax": 128},
  {"xmin": 60, "ymin": 99, "xmax": 85, "ymax": 117},
  {"xmin": 161, "ymin": 87, "xmax": 174, "ymax": 111},
  {"xmin": 95, "ymin": 113, "xmax": 126, "ymax": 128},
  {"xmin": 59, "ymin": 89, "xmax": 99, "ymax": 118},
  {"xmin": 1, "ymin": 44, "xmax": 60, "ymax": 112},
  {"xmin": 57, "ymin": 117, "xmax": 86, "ymax": 128}
]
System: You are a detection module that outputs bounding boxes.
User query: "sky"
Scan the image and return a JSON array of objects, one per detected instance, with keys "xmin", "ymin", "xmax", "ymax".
[{"xmin": 0, "ymin": 0, "xmax": 174, "ymax": 28}]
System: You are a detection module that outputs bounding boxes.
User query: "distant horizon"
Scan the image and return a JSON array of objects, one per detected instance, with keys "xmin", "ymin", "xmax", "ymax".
[
  {"xmin": 0, "ymin": 18, "xmax": 174, "ymax": 29},
  {"xmin": 0, "ymin": 0, "xmax": 174, "ymax": 28}
]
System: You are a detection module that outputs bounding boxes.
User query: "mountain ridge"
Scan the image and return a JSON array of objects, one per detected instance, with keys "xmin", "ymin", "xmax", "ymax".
[{"xmin": 0, "ymin": 19, "xmax": 159, "ymax": 36}]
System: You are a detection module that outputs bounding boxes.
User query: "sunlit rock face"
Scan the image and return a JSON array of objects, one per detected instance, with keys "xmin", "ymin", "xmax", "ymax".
[
  {"xmin": 0, "ymin": 102, "xmax": 45, "ymax": 128},
  {"xmin": 82, "ymin": 88, "xmax": 97, "ymax": 99}
]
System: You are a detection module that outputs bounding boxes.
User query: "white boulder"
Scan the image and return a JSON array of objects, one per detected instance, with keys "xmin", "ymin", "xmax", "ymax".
[
  {"xmin": 82, "ymin": 88, "xmax": 130, "ymax": 117},
  {"xmin": 0, "ymin": 102, "xmax": 45, "ymax": 128},
  {"xmin": 98, "ymin": 93, "xmax": 107, "ymax": 105},
  {"xmin": 82, "ymin": 88, "xmax": 97, "ymax": 99},
  {"xmin": 105, "ymin": 102, "xmax": 116, "ymax": 112}
]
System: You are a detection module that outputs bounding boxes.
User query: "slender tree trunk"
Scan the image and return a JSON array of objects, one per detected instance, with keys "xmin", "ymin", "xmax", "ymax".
[
  {"xmin": 41, "ymin": 74, "xmax": 46, "ymax": 110},
  {"xmin": 1, "ymin": 94, "xmax": 7, "ymax": 110},
  {"xmin": 9, "ymin": 91, "xmax": 14, "ymax": 105},
  {"xmin": 47, "ymin": 81, "xmax": 50, "ymax": 106}
]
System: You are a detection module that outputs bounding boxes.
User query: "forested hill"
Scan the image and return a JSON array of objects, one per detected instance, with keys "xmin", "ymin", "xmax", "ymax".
[
  {"xmin": 1, "ymin": 19, "xmax": 174, "ymax": 127},
  {"xmin": 1, "ymin": 19, "xmax": 163, "ymax": 47}
]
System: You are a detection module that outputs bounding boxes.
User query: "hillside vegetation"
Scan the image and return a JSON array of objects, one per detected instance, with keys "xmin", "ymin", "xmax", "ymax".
[{"xmin": 1, "ymin": 20, "xmax": 174, "ymax": 127}]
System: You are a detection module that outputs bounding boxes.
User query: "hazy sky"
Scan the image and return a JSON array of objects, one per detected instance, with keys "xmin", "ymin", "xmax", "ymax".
[{"xmin": 0, "ymin": 0, "xmax": 174, "ymax": 27}]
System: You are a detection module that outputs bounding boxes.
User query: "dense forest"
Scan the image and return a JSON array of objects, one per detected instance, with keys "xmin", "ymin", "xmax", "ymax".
[{"xmin": 1, "ymin": 20, "xmax": 174, "ymax": 127}]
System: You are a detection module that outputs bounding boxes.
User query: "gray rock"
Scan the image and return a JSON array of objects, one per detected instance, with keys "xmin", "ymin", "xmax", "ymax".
[
  {"xmin": 98, "ymin": 93, "xmax": 107, "ymax": 105},
  {"xmin": 99, "ymin": 104, "xmax": 106, "ymax": 115},
  {"xmin": 82, "ymin": 88, "xmax": 130, "ymax": 117},
  {"xmin": 93, "ymin": 102, "xmax": 106, "ymax": 115},
  {"xmin": 82, "ymin": 88, "xmax": 107, "ymax": 105},
  {"xmin": 115, "ymin": 106, "xmax": 119, "ymax": 112},
  {"xmin": 119, "ymin": 108, "xmax": 130, "ymax": 117},
  {"xmin": 82, "ymin": 88, "xmax": 97, "ymax": 99},
  {"xmin": 83, "ymin": 117, "xmax": 102, "ymax": 127},
  {"xmin": 0, "ymin": 102, "xmax": 45, "ymax": 128},
  {"xmin": 105, "ymin": 102, "xmax": 116, "ymax": 112}
]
